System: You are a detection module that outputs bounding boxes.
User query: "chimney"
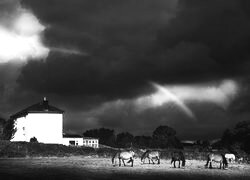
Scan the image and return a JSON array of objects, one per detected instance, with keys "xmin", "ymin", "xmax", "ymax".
[{"xmin": 43, "ymin": 97, "xmax": 49, "ymax": 111}]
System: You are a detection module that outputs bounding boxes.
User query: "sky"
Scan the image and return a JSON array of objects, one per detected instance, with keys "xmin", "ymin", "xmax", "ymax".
[{"xmin": 1, "ymin": 0, "xmax": 250, "ymax": 140}]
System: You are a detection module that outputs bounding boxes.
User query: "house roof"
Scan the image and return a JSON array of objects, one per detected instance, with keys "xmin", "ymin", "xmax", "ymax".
[{"xmin": 10, "ymin": 97, "xmax": 64, "ymax": 119}]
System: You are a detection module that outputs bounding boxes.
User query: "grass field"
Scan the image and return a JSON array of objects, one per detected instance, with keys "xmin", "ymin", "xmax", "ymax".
[{"xmin": 0, "ymin": 157, "xmax": 250, "ymax": 180}]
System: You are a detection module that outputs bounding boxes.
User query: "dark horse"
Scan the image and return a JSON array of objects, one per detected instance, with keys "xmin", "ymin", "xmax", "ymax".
[
  {"xmin": 205, "ymin": 153, "xmax": 228, "ymax": 169},
  {"xmin": 112, "ymin": 150, "xmax": 135, "ymax": 167},
  {"xmin": 171, "ymin": 151, "xmax": 186, "ymax": 168},
  {"xmin": 141, "ymin": 150, "xmax": 160, "ymax": 164}
]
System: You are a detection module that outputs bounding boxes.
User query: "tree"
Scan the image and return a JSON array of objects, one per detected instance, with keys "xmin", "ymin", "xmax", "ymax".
[
  {"xmin": 3, "ymin": 118, "xmax": 16, "ymax": 140},
  {"xmin": 221, "ymin": 128, "xmax": 234, "ymax": 147},
  {"xmin": 152, "ymin": 125, "xmax": 182, "ymax": 148},
  {"xmin": 83, "ymin": 128, "xmax": 116, "ymax": 147},
  {"xmin": 0, "ymin": 117, "xmax": 6, "ymax": 140},
  {"xmin": 30, "ymin": 137, "xmax": 38, "ymax": 143},
  {"xmin": 133, "ymin": 136, "xmax": 152, "ymax": 148},
  {"xmin": 220, "ymin": 121, "xmax": 250, "ymax": 153},
  {"xmin": 116, "ymin": 132, "xmax": 134, "ymax": 148},
  {"xmin": 153, "ymin": 125, "xmax": 176, "ymax": 138}
]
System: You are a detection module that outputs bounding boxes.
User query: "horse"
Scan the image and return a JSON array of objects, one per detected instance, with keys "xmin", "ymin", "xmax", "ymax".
[
  {"xmin": 225, "ymin": 153, "xmax": 235, "ymax": 163},
  {"xmin": 112, "ymin": 150, "xmax": 135, "ymax": 167},
  {"xmin": 238, "ymin": 157, "xmax": 244, "ymax": 164},
  {"xmin": 171, "ymin": 151, "xmax": 186, "ymax": 168},
  {"xmin": 141, "ymin": 150, "xmax": 160, "ymax": 164},
  {"xmin": 205, "ymin": 153, "xmax": 228, "ymax": 169}
]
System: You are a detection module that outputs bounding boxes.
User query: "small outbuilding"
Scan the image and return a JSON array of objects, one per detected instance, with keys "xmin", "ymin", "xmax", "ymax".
[
  {"xmin": 62, "ymin": 134, "xmax": 84, "ymax": 146},
  {"xmin": 83, "ymin": 137, "xmax": 99, "ymax": 148}
]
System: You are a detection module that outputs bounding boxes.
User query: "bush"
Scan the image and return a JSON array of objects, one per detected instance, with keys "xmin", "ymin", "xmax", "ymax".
[{"xmin": 30, "ymin": 137, "xmax": 38, "ymax": 143}]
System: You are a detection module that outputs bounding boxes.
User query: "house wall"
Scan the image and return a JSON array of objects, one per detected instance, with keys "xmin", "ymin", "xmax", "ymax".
[
  {"xmin": 11, "ymin": 113, "xmax": 63, "ymax": 144},
  {"xmin": 11, "ymin": 116, "xmax": 26, "ymax": 142},
  {"xmin": 62, "ymin": 138, "xmax": 83, "ymax": 146}
]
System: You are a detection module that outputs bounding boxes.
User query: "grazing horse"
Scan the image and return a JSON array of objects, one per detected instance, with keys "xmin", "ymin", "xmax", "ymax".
[
  {"xmin": 225, "ymin": 153, "xmax": 235, "ymax": 163},
  {"xmin": 238, "ymin": 157, "xmax": 244, "ymax": 164},
  {"xmin": 141, "ymin": 150, "xmax": 160, "ymax": 164},
  {"xmin": 112, "ymin": 150, "xmax": 135, "ymax": 167},
  {"xmin": 171, "ymin": 151, "xmax": 186, "ymax": 168},
  {"xmin": 205, "ymin": 153, "xmax": 228, "ymax": 169}
]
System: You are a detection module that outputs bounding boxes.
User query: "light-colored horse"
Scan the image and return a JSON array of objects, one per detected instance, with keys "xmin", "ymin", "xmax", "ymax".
[
  {"xmin": 205, "ymin": 153, "xmax": 228, "ymax": 169},
  {"xmin": 225, "ymin": 153, "xmax": 235, "ymax": 163},
  {"xmin": 112, "ymin": 150, "xmax": 135, "ymax": 167},
  {"xmin": 141, "ymin": 150, "xmax": 160, "ymax": 164}
]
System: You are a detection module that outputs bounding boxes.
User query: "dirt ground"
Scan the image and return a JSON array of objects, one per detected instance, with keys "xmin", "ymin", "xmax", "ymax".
[{"xmin": 0, "ymin": 157, "xmax": 250, "ymax": 180}]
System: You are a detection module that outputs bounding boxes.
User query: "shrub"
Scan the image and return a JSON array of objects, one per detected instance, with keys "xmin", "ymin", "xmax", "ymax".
[{"xmin": 30, "ymin": 137, "xmax": 38, "ymax": 143}]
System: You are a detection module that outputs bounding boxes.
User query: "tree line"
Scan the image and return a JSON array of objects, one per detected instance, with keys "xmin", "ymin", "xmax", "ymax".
[
  {"xmin": 214, "ymin": 121, "xmax": 250, "ymax": 154},
  {"xmin": 83, "ymin": 121, "xmax": 250, "ymax": 153},
  {"xmin": 83, "ymin": 125, "xmax": 183, "ymax": 149}
]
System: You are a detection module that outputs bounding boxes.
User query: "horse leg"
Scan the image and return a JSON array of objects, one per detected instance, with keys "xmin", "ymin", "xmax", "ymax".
[
  {"xmin": 122, "ymin": 159, "xmax": 126, "ymax": 166},
  {"xmin": 131, "ymin": 158, "xmax": 134, "ymax": 167},
  {"xmin": 119, "ymin": 158, "xmax": 121, "ymax": 167},
  {"xmin": 158, "ymin": 157, "xmax": 160, "ymax": 164},
  {"xmin": 205, "ymin": 159, "xmax": 209, "ymax": 168},
  {"xmin": 178, "ymin": 160, "xmax": 180, "ymax": 168},
  {"xmin": 174, "ymin": 161, "xmax": 176, "ymax": 168},
  {"xmin": 209, "ymin": 161, "xmax": 212, "ymax": 169},
  {"xmin": 219, "ymin": 161, "xmax": 222, "ymax": 169},
  {"xmin": 149, "ymin": 158, "xmax": 150, "ymax": 164},
  {"xmin": 151, "ymin": 158, "xmax": 155, "ymax": 164}
]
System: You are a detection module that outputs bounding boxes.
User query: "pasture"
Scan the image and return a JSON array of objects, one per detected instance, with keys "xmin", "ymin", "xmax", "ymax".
[{"xmin": 0, "ymin": 157, "xmax": 250, "ymax": 180}]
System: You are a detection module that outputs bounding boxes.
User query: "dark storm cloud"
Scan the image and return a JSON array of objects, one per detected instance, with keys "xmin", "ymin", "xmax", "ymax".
[
  {"xmin": 152, "ymin": 0, "xmax": 250, "ymax": 83},
  {"xmin": 17, "ymin": 0, "xmax": 250, "ymax": 102},
  {"xmin": 17, "ymin": 0, "xmax": 177, "ymax": 100}
]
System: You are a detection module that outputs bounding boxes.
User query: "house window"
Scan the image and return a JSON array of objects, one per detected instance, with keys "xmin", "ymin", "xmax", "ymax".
[
  {"xmin": 89, "ymin": 140, "xmax": 91, "ymax": 143},
  {"xmin": 83, "ymin": 140, "xmax": 85, "ymax": 144},
  {"xmin": 69, "ymin": 140, "xmax": 75, "ymax": 146}
]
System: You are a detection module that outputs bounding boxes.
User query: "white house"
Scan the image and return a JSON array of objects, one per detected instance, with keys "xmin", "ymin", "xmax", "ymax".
[
  {"xmin": 10, "ymin": 98, "xmax": 99, "ymax": 148},
  {"xmin": 10, "ymin": 97, "xmax": 64, "ymax": 144}
]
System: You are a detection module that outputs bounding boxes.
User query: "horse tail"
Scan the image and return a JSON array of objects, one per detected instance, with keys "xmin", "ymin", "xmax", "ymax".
[
  {"xmin": 205, "ymin": 154, "xmax": 210, "ymax": 167},
  {"xmin": 112, "ymin": 152, "xmax": 118, "ymax": 165},
  {"xmin": 141, "ymin": 150, "xmax": 149, "ymax": 162}
]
